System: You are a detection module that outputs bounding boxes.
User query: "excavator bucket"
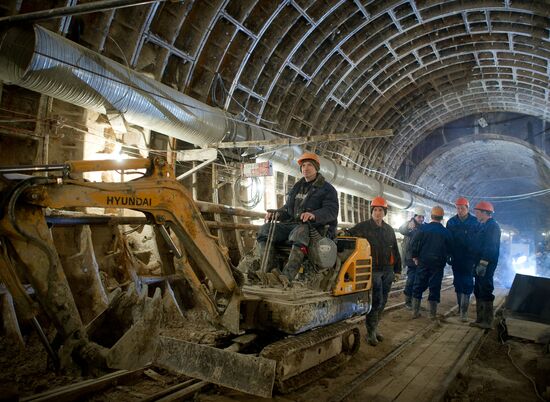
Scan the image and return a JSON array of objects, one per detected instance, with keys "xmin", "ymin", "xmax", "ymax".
[
  {"xmin": 154, "ymin": 336, "xmax": 277, "ymax": 398},
  {"xmin": 85, "ymin": 284, "xmax": 163, "ymax": 370}
]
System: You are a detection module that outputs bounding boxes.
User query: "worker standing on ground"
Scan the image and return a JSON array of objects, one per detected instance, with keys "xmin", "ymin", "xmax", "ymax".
[
  {"xmin": 344, "ymin": 196, "xmax": 401, "ymax": 346},
  {"xmin": 470, "ymin": 201, "xmax": 501, "ymax": 329},
  {"xmin": 410, "ymin": 206, "xmax": 453, "ymax": 320},
  {"xmin": 446, "ymin": 197, "xmax": 479, "ymax": 322},
  {"xmin": 256, "ymin": 152, "xmax": 338, "ymax": 282},
  {"xmin": 399, "ymin": 207, "xmax": 426, "ymax": 309}
]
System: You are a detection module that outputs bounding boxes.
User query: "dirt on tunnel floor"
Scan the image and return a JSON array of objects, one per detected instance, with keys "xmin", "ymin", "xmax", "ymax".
[
  {"xmin": 198, "ymin": 288, "xmax": 550, "ymax": 402},
  {"xmin": 1, "ymin": 287, "xmax": 549, "ymax": 402}
]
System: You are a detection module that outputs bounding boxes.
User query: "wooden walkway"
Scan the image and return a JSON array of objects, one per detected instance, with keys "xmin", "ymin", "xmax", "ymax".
[{"xmin": 346, "ymin": 293, "xmax": 506, "ymax": 402}]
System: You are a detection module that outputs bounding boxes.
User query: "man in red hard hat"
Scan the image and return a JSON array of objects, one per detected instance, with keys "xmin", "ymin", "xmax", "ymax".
[
  {"xmin": 344, "ymin": 196, "xmax": 402, "ymax": 346},
  {"xmin": 446, "ymin": 197, "xmax": 479, "ymax": 322},
  {"xmin": 256, "ymin": 152, "xmax": 338, "ymax": 282},
  {"xmin": 470, "ymin": 201, "xmax": 501, "ymax": 329}
]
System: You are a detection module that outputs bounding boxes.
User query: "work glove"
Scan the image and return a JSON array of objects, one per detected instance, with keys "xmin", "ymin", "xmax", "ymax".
[
  {"xmin": 394, "ymin": 273, "xmax": 401, "ymax": 282},
  {"xmin": 337, "ymin": 229, "xmax": 350, "ymax": 237},
  {"xmin": 475, "ymin": 260, "xmax": 488, "ymax": 277}
]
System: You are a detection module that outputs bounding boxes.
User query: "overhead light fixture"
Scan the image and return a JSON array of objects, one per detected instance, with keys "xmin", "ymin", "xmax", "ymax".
[{"xmin": 478, "ymin": 117, "xmax": 488, "ymax": 128}]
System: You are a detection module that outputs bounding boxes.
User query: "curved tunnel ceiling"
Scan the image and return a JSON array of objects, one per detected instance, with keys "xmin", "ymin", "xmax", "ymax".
[
  {"xmin": 410, "ymin": 134, "xmax": 550, "ymax": 230},
  {"xmin": 0, "ymin": 0, "xmax": 549, "ymax": 234}
]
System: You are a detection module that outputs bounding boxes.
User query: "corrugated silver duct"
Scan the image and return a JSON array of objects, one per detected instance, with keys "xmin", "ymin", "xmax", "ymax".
[
  {"xmin": 0, "ymin": 25, "xmax": 447, "ymax": 212},
  {"xmin": 0, "ymin": 25, "xmax": 273, "ymax": 147},
  {"xmin": 259, "ymin": 147, "xmax": 438, "ymax": 211}
]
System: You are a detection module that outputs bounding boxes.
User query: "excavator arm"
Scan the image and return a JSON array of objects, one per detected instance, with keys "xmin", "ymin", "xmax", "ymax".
[
  {"xmin": 27, "ymin": 157, "xmax": 237, "ymax": 295},
  {"xmin": 0, "ymin": 157, "xmax": 244, "ymax": 370}
]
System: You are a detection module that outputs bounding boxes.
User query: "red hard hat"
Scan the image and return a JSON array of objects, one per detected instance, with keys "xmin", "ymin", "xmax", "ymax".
[
  {"xmin": 297, "ymin": 152, "xmax": 320, "ymax": 167},
  {"xmin": 371, "ymin": 196, "xmax": 388, "ymax": 208},
  {"xmin": 455, "ymin": 197, "xmax": 469, "ymax": 207},
  {"xmin": 474, "ymin": 201, "xmax": 494, "ymax": 213}
]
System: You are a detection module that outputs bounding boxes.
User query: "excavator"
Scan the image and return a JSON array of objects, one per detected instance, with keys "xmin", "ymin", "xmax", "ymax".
[{"xmin": 0, "ymin": 156, "xmax": 372, "ymax": 397}]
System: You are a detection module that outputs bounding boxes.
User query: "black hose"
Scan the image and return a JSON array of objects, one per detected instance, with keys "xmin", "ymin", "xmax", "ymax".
[
  {"xmin": 7, "ymin": 178, "xmax": 57, "ymax": 272},
  {"xmin": 31, "ymin": 317, "xmax": 60, "ymax": 370},
  {"xmin": 7, "ymin": 177, "xmax": 62, "ymax": 368}
]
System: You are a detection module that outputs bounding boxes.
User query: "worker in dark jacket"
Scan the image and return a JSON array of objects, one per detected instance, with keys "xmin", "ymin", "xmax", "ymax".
[
  {"xmin": 446, "ymin": 197, "xmax": 479, "ymax": 322},
  {"xmin": 411, "ymin": 206, "xmax": 453, "ymax": 320},
  {"xmin": 345, "ymin": 196, "xmax": 401, "ymax": 346},
  {"xmin": 398, "ymin": 206, "xmax": 426, "ymax": 309},
  {"xmin": 257, "ymin": 152, "xmax": 338, "ymax": 282},
  {"xmin": 470, "ymin": 201, "xmax": 501, "ymax": 329}
]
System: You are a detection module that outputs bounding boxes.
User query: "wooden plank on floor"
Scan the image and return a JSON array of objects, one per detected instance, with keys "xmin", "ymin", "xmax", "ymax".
[
  {"xmin": 383, "ymin": 293, "xmax": 508, "ymax": 401},
  {"xmin": 370, "ymin": 324, "xmax": 461, "ymax": 400},
  {"xmin": 346, "ymin": 292, "xmax": 508, "ymax": 402},
  {"xmin": 346, "ymin": 375, "xmax": 393, "ymax": 400},
  {"xmin": 394, "ymin": 325, "xmax": 477, "ymax": 401},
  {"xmin": 358, "ymin": 326, "xmax": 451, "ymax": 399}
]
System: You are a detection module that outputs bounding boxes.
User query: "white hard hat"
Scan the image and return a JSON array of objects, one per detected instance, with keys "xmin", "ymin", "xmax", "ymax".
[{"xmin": 413, "ymin": 206, "xmax": 426, "ymax": 216}]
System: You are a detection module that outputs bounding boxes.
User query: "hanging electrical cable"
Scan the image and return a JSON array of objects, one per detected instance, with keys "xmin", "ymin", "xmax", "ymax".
[
  {"xmin": 234, "ymin": 176, "xmax": 263, "ymax": 209},
  {"xmin": 327, "ymin": 150, "xmax": 438, "ymax": 196},
  {"xmin": 462, "ymin": 188, "xmax": 550, "ymax": 202}
]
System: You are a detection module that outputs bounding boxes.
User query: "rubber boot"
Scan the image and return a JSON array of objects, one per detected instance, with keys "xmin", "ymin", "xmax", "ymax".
[
  {"xmin": 456, "ymin": 292, "xmax": 462, "ymax": 314},
  {"xmin": 365, "ymin": 315, "xmax": 378, "ymax": 346},
  {"xmin": 282, "ymin": 246, "xmax": 305, "ymax": 281},
  {"xmin": 429, "ymin": 300, "xmax": 438, "ymax": 320},
  {"xmin": 481, "ymin": 301, "xmax": 494, "ymax": 329},
  {"xmin": 405, "ymin": 295, "xmax": 412, "ymax": 310},
  {"xmin": 470, "ymin": 301, "xmax": 491, "ymax": 328},
  {"xmin": 412, "ymin": 298, "xmax": 421, "ymax": 319},
  {"xmin": 470, "ymin": 300, "xmax": 484, "ymax": 326},
  {"xmin": 460, "ymin": 294, "xmax": 470, "ymax": 322},
  {"xmin": 375, "ymin": 329, "xmax": 384, "ymax": 342}
]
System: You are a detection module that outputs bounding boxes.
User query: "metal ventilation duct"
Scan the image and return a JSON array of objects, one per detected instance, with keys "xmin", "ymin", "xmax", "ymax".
[
  {"xmin": 0, "ymin": 25, "xmax": 445, "ymax": 212},
  {"xmin": 0, "ymin": 25, "xmax": 272, "ymax": 147},
  {"xmin": 259, "ymin": 147, "xmax": 438, "ymax": 211}
]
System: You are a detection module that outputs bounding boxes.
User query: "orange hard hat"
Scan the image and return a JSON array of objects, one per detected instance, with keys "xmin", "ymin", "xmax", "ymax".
[
  {"xmin": 431, "ymin": 206, "xmax": 445, "ymax": 217},
  {"xmin": 455, "ymin": 197, "xmax": 469, "ymax": 207},
  {"xmin": 297, "ymin": 152, "xmax": 320, "ymax": 167},
  {"xmin": 474, "ymin": 201, "xmax": 494, "ymax": 213},
  {"xmin": 371, "ymin": 196, "xmax": 388, "ymax": 208}
]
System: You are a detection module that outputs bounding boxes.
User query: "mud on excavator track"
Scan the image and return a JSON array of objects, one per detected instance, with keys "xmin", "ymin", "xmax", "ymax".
[
  {"xmin": 260, "ymin": 320, "xmax": 361, "ymax": 393},
  {"xmin": 0, "ymin": 157, "xmax": 372, "ymax": 398}
]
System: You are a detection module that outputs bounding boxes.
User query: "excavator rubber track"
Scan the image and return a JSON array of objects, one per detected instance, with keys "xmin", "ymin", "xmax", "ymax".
[{"xmin": 260, "ymin": 320, "xmax": 361, "ymax": 393}]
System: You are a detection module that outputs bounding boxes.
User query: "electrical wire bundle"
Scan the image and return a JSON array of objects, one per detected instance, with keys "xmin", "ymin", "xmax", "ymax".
[{"xmin": 234, "ymin": 176, "xmax": 263, "ymax": 209}]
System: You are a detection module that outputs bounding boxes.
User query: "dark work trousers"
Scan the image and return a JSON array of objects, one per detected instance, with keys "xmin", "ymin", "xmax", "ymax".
[
  {"xmin": 452, "ymin": 262, "xmax": 475, "ymax": 295},
  {"xmin": 403, "ymin": 265, "xmax": 417, "ymax": 297},
  {"xmin": 473, "ymin": 263, "xmax": 496, "ymax": 302},
  {"xmin": 365, "ymin": 266, "xmax": 395, "ymax": 330},
  {"xmin": 257, "ymin": 222, "xmax": 310, "ymax": 247},
  {"xmin": 412, "ymin": 264, "xmax": 445, "ymax": 302}
]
